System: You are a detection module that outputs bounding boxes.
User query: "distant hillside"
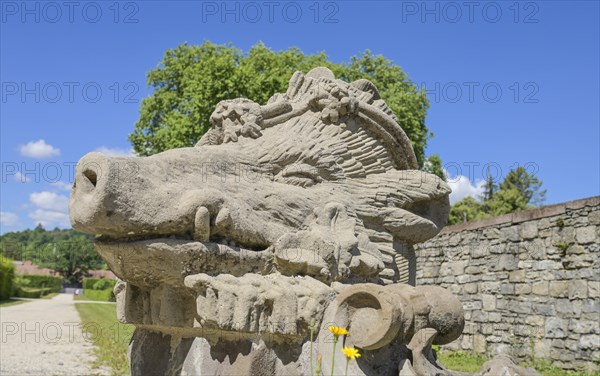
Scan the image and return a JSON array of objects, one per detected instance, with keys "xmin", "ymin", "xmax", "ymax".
[{"xmin": 0, "ymin": 225, "xmax": 105, "ymax": 284}]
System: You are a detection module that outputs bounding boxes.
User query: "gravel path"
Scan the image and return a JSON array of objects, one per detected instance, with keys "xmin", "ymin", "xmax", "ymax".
[{"xmin": 1, "ymin": 294, "xmax": 110, "ymax": 375}]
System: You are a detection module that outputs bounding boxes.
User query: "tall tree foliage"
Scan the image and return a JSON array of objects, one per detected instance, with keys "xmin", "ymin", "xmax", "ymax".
[
  {"xmin": 499, "ymin": 167, "xmax": 546, "ymax": 207},
  {"xmin": 422, "ymin": 154, "xmax": 446, "ymax": 181},
  {"xmin": 482, "ymin": 170, "xmax": 497, "ymax": 203},
  {"xmin": 449, "ymin": 167, "xmax": 546, "ymax": 224},
  {"xmin": 129, "ymin": 41, "xmax": 436, "ymax": 169}
]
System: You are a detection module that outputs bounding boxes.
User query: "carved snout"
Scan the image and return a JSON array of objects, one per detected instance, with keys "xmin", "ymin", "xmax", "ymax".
[
  {"xmin": 69, "ymin": 152, "xmax": 130, "ymax": 234},
  {"xmin": 69, "ymin": 150, "xmax": 200, "ymax": 238},
  {"xmin": 69, "ymin": 150, "xmax": 287, "ymax": 250}
]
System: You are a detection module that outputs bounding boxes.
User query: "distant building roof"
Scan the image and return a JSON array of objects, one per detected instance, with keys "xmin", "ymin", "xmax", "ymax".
[
  {"xmin": 12, "ymin": 260, "xmax": 116, "ymax": 280},
  {"xmin": 14, "ymin": 261, "xmax": 58, "ymax": 276}
]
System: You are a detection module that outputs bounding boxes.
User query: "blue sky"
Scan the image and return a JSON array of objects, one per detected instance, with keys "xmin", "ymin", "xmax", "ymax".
[{"xmin": 1, "ymin": 1, "xmax": 599, "ymax": 233}]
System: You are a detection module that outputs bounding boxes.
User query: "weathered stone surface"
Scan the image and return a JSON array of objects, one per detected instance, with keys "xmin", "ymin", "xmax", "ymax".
[
  {"xmin": 464, "ymin": 283, "xmax": 478, "ymax": 294},
  {"xmin": 521, "ymin": 222, "xmax": 539, "ymax": 239},
  {"xmin": 515, "ymin": 283, "xmax": 532, "ymax": 294},
  {"xmin": 549, "ymin": 281, "xmax": 569, "ymax": 297},
  {"xmin": 588, "ymin": 209, "xmax": 600, "ymax": 225},
  {"xmin": 567, "ymin": 244, "xmax": 586, "ymax": 255},
  {"xmin": 500, "ymin": 226, "xmax": 520, "ymax": 242},
  {"xmin": 481, "ymin": 294, "xmax": 496, "ymax": 311},
  {"xmin": 569, "ymin": 280, "xmax": 588, "ymax": 300},
  {"xmin": 545, "ymin": 317, "xmax": 568, "ymax": 338},
  {"xmin": 496, "ymin": 254, "xmax": 518, "ymax": 271},
  {"xmin": 473, "ymin": 334, "xmax": 487, "ymax": 353},
  {"xmin": 451, "ymin": 260, "xmax": 468, "ymax": 275},
  {"xmin": 500, "ymin": 283, "xmax": 515, "ymax": 295},
  {"xmin": 588, "ymin": 281, "xmax": 600, "ymax": 298},
  {"xmin": 576, "ymin": 226, "xmax": 597, "ymax": 244},
  {"xmin": 532, "ymin": 281, "xmax": 549, "ymax": 296},
  {"xmin": 579, "ymin": 334, "xmax": 600, "ymax": 350},
  {"xmin": 480, "ymin": 355, "xmax": 540, "ymax": 376},
  {"xmin": 509, "ymin": 270, "xmax": 525, "ymax": 282}
]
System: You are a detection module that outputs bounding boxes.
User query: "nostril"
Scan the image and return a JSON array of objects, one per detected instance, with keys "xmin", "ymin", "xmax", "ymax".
[{"xmin": 83, "ymin": 169, "xmax": 98, "ymax": 187}]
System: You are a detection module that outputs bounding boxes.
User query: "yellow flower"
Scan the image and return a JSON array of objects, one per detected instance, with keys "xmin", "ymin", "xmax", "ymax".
[
  {"xmin": 341, "ymin": 346, "xmax": 361, "ymax": 360},
  {"xmin": 328, "ymin": 326, "xmax": 349, "ymax": 337}
]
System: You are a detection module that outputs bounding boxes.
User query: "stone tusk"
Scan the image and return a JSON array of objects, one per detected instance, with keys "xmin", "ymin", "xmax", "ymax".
[
  {"xmin": 215, "ymin": 207, "xmax": 232, "ymax": 231},
  {"xmin": 193, "ymin": 206, "xmax": 210, "ymax": 242}
]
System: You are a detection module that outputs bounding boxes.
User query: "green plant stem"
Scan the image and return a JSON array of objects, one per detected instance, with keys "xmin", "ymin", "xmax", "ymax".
[
  {"xmin": 345, "ymin": 358, "xmax": 349, "ymax": 376},
  {"xmin": 331, "ymin": 336, "xmax": 338, "ymax": 376}
]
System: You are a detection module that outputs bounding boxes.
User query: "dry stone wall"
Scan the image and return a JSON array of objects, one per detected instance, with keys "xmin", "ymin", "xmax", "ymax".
[{"xmin": 416, "ymin": 196, "xmax": 599, "ymax": 371}]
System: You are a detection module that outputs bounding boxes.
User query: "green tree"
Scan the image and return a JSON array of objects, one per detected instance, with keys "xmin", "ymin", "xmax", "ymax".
[
  {"xmin": 481, "ymin": 170, "xmax": 497, "ymax": 203},
  {"xmin": 40, "ymin": 236, "xmax": 104, "ymax": 286},
  {"xmin": 0, "ymin": 256, "xmax": 15, "ymax": 299},
  {"xmin": 129, "ymin": 41, "xmax": 434, "ymax": 166},
  {"xmin": 499, "ymin": 166, "xmax": 546, "ymax": 206},
  {"xmin": 448, "ymin": 196, "xmax": 488, "ymax": 224},
  {"xmin": 448, "ymin": 166, "xmax": 546, "ymax": 224},
  {"xmin": 486, "ymin": 188, "xmax": 530, "ymax": 216},
  {"xmin": 422, "ymin": 154, "xmax": 446, "ymax": 181},
  {"xmin": 0, "ymin": 226, "xmax": 104, "ymax": 286}
]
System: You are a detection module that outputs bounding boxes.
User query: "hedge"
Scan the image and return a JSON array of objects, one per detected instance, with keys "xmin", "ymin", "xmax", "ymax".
[
  {"xmin": 0, "ymin": 258, "xmax": 15, "ymax": 300},
  {"xmin": 82, "ymin": 288, "xmax": 115, "ymax": 302},
  {"xmin": 20, "ymin": 275, "xmax": 62, "ymax": 292},
  {"xmin": 16, "ymin": 287, "xmax": 53, "ymax": 298},
  {"xmin": 83, "ymin": 277, "xmax": 116, "ymax": 291}
]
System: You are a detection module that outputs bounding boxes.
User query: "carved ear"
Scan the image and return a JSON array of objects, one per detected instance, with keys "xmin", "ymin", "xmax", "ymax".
[
  {"xmin": 349, "ymin": 170, "xmax": 450, "ymax": 243},
  {"xmin": 350, "ymin": 79, "xmax": 381, "ymax": 100}
]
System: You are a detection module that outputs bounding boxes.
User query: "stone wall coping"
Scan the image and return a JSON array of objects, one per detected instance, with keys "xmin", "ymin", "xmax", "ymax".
[{"xmin": 440, "ymin": 196, "xmax": 599, "ymax": 234}]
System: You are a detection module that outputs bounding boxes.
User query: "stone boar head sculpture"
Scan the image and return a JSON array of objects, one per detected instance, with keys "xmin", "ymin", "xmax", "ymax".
[
  {"xmin": 70, "ymin": 67, "xmax": 449, "ymax": 287},
  {"xmin": 69, "ymin": 67, "xmax": 461, "ymax": 376}
]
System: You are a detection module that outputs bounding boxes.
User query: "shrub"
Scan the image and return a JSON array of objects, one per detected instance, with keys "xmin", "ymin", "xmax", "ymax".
[
  {"xmin": 83, "ymin": 277, "xmax": 100, "ymax": 290},
  {"xmin": 16, "ymin": 287, "xmax": 52, "ymax": 298},
  {"xmin": 83, "ymin": 277, "xmax": 115, "ymax": 290},
  {"xmin": 20, "ymin": 274, "xmax": 62, "ymax": 292},
  {"xmin": 0, "ymin": 257, "xmax": 15, "ymax": 299},
  {"xmin": 92, "ymin": 278, "xmax": 116, "ymax": 291},
  {"xmin": 82, "ymin": 288, "xmax": 115, "ymax": 302}
]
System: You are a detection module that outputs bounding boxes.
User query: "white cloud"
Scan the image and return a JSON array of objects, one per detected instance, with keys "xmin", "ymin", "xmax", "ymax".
[
  {"xmin": 15, "ymin": 171, "xmax": 31, "ymax": 183},
  {"xmin": 28, "ymin": 209, "xmax": 70, "ymax": 228},
  {"xmin": 50, "ymin": 181, "xmax": 73, "ymax": 191},
  {"xmin": 0, "ymin": 212, "xmax": 21, "ymax": 227},
  {"xmin": 27, "ymin": 191, "xmax": 70, "ymax": 228},
  {"xmin": 30, "ymin": 191, "xmax": 69, "ymax": 212},
  {"xmin": 447, "ymin": 175, "xmax": 485, "ymax": 204},
  {"xmin": 94, "ymin": 146, "xmax": 134, "ymax": 156},
  {"xmin": 19, "ymin": 139, "xmax": 61, "ymax": 158}
]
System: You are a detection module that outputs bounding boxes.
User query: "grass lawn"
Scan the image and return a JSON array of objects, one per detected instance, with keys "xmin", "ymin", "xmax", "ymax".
[
  {"xmin": 438, "ymin": 351, "xmax": 488, "ymax": 373},
  {"xmin": 438, "ymin": 351, "xmax": 600, "ymax": 376},
  {"xmin": 75, "ymin": 303, "xmax": 134, "ymax": 376},
  {"xmin": 0, "ymin": 298, "xmax": 29, "ymax": 307},
  {"xmin": 1, "ymin": 293, "xmax": 59, "ymax": 307},
  {"xmin": 74, "ymin": 289, "xmax": 115, "ymax": 302}
]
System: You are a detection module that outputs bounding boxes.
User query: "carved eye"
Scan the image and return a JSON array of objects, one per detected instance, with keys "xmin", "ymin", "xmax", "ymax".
[{"xmin": 281, "ymin": 164, "xmax": 320, "ymax": 187}]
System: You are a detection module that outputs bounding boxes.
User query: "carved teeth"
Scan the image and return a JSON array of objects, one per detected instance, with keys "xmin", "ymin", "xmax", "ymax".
[
  {"xmin": 215, "ymin": 207, "xmax": 232, "ymax": 230},
  {"xmin": 194, "ymin": 206, "xmax": 211, "ymax": 242}
]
